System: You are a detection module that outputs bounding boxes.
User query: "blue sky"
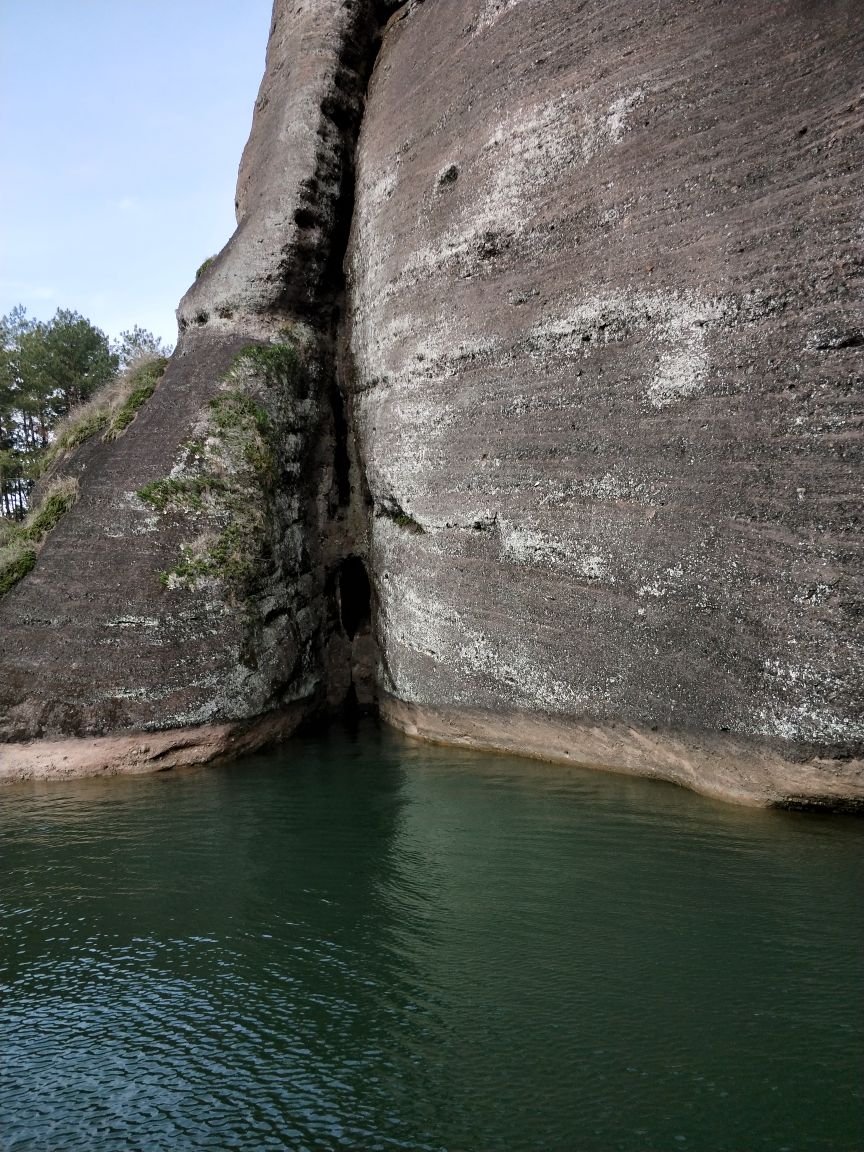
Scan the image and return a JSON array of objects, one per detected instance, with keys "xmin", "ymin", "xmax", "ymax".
[{"xmin": 0, "ymin": 0, "xmax": 274, "ymax": 346}]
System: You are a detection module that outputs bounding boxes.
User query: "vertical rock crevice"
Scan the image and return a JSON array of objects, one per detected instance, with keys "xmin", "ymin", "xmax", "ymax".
[
  {"xmin": 178, "ymin": 0, "xmax": 401, "ymax": 720},
  {"xmin": 316, "ymin": 2, "xmax": 398, "ymax": 717}
]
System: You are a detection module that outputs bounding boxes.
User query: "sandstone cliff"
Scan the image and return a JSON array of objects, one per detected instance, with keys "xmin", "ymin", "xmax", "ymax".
[{"xmin": 0, "ymin": 0, "xmax": 861, "ymax": 807}]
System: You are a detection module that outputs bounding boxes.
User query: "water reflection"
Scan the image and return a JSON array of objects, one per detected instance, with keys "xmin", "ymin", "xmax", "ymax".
[{"xmin": 1, "ymin": 722, "xmax": 862, "ymax": 1151}]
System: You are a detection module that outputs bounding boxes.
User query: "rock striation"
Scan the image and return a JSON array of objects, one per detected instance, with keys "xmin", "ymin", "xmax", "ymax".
[{"xmin": 1, "ymin": 0, "xmax": 862, "ymax": 806}]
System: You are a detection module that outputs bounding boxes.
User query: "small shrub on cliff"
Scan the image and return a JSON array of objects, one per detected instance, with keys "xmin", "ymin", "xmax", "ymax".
[
  {"xmin": 233, "ymin": 343, "xmax": 302, "ymax": 390},
  {"xmin": 378, "ymin": 505, "xmax": 424, "ymax": 534},
  {"xmin": 104, "ymin": 356, "xmax": 169, "ymax": 440},
  {"xmin": 0, "ymin": 476, "xmax": 79, "ymax": 597},
  {"xmin": 137, "ymin": 341, "xmax": 313, "ymax": 599},
  {"xmin": 40, "ymin": 354, "xmax": 168, "ymax": 471},
  {"xmin": 138, "ymin": 383, "xmax": 278, "ymax": 594}
]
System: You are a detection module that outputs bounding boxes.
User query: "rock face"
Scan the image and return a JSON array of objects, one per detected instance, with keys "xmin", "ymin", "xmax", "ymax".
[
  {"xmin": 1, "ymin": 0, "xmax": 862, "ymax": 806},
  {"xmin": 0, "ymin": 0, "xmax": 390, "ymax": 750},
  {"xmin": 347, "ymin": 0, "xmax": 864, "ymax": 806}
]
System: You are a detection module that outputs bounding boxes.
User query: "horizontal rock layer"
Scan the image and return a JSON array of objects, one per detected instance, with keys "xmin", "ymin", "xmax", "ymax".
[{"xmin": 348, "ymin": 0, "xmax": 864, "ymax": 803}]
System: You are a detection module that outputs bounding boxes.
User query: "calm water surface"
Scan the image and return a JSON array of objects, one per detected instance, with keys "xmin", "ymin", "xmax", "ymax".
[{"xmin": 1, "ymin": 723, "xmax": 862, "ymax": 1151}]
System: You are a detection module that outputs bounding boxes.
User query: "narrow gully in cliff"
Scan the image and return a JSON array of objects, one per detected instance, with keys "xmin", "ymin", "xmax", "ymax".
[{"xmin": 306, "ymin": 0, "xmax": 400, "ymax": 717}]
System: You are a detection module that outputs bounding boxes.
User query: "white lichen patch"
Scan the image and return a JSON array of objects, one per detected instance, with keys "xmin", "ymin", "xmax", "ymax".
[
  {"xmin": 365, "ymin": 166, "xmax": 398, "ymax": 211},
  {"xmin": 385, "ymin": 86, "xmax": 651, "ymax": 296},
  {"xmin": 115, "ymin": 492, "xmax": 162, "ymax": 536},
  {"xmin": 636, "ymin": 564, "xmax": 686, "ymax": 599},
  {"xmin": 350, "ymin": 158, "xmax": 401, "ymax": 308},
  {"xmin": 359, "ymin": 389, "xmax": 458, "ymax": 514},
  {"xmin": 377, "ymin": 571, "xmax": 586, "ymax": 714},
  {"xmin": 529, "ymin": 288, "xmax": 731, "ymax": 407},
  {"xmin": 353, "ymin": 301, "xmax": 500, "ymax": 394},
  {"xmin": 756, "ymin": 657, "xmax": 864, "ymax": 743},
  {"xmin": 500, "ymin": 523, "xmax": 615, "ymax": 582},
  {"xmin": 792, "ymin": 583, "xmax": 832, "ymax": 607},
  {"xmin": 169, "ymin": 661, "xmax": 317, "ymax": 729},
  {"xmin": 473, "ymin": 0, "xmax": 536, "ymax": 33},
  {"xmin": 105, "ymin": 616, "xmax": 161, "ymax": 629},
  {"xmin": 581, "ymin": 89, "xmax": 646, "ymax": 161}
]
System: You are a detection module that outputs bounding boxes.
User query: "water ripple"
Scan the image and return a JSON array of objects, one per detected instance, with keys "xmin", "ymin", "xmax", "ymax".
[{"xmin": 1, "ymin": 723, "xmax": 862, "ymax": 1151}]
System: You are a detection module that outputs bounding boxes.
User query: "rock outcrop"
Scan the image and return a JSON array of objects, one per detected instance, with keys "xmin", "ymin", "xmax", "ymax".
[
  {"xmin": 1, "ymin": 0, "xmax": 862, "ymax": 807},
  {"xmin": 0, "ymin": 0, "xmax": 390, "ymax": 761}
]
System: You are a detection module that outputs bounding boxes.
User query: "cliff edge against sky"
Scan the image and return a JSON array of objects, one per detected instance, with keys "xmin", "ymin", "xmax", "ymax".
[{"xmin": 1, "ymin": 0, "xmax": 862, "ymax": 807}]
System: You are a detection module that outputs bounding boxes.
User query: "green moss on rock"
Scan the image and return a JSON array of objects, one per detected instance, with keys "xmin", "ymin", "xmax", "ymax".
[
  {"xmin": 138, "ymin": 345, "xmax": 301, "ymax": 597},
  {"xmin": 380, "ymin": 505, "xmax": 425, "ymax": 534},
  {"xmin": 0, "ymin": 477, "xmax": 79, "ymax": 597}
]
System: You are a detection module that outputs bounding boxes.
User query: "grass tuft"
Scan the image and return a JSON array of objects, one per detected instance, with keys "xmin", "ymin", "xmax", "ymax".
[
  {"xmin": 104, "ymin": 357, "xmax": 168, "ymax": 440},
  {"xmin": 0, "ymin": 545, "xmax": 37, "ymax": 597},
  {"xmin": 0, "ymin": 476, "xmax": 79, "ymax": 597},
  {"xmin": 40, "ymin": 353, "xmax": 167, "ymax": 471}
]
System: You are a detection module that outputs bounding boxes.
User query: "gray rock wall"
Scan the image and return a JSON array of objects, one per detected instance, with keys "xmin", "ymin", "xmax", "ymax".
[
  {"xmin": 1, "ymin": 0, "xmax": 862, "ymax": 805},
  {"xmin": 347, "ymin": 0, "xmax": 864, "ymax": 804}
]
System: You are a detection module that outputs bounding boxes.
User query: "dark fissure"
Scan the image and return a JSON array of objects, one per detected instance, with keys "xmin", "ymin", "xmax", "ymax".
[
  {"xmin": 338, "ymin": 555, "xmax": 372, "ymax": 641},
  {"xmin": 309, "ymin": 2, "xmax": 394, "ymax": 714}
]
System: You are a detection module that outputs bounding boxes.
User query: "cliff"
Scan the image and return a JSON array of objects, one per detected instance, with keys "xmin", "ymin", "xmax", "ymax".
[{"xmin": 0, "ymin": 0, "xmax": 862, "ymax": 807}]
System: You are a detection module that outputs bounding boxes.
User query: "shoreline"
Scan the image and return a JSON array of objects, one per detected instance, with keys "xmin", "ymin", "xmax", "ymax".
[
  {"xmin": 0, "ymin": 703, "xmax": 308, "ymax": 785},
  {"xmin": 2, "ymin": 696, "xmax": 862, "ymax": 812},
  {"xmin": 380, "ymin": 696, "xmax": 864, "ymax": 811}
]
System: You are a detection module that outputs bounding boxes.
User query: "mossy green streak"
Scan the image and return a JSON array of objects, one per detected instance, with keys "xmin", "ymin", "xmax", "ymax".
[{"xmin": 138, "ymin": 343, "xmax": 300, "ymax": 595}]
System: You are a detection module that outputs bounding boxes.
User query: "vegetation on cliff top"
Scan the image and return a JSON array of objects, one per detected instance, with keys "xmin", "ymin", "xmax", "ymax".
[
  {"xmin": 1, "ymin": 305, "xmax": 170, "ymax": 517},
  {"xmin": 0, "ymin": 476, "xmax": 79, "ymax": 597},
  {"xmin": 196, "ymin": 255, "xmax": 217, "ymax": 280},
  {"xmin": 41, "ymin": 355, "xmax": 169, "ymax": 474}
]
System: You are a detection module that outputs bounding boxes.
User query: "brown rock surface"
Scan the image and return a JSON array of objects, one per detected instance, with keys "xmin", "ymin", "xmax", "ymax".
[
  {"xmin": 1, "ymin": 0, "xmax": 862, "ymax": 804},
  {"xmin": 0, "ymin": 704, "xmax": 306, "ymax": 785},
  {"xmin": 347, "ymin": 0, "xmax": 864, "ymax": 806}
]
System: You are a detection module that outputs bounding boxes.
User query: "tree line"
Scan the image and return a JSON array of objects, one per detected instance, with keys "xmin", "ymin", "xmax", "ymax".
[{"xmin": 0, "ymin": 306, "xmax": 171, "ymax": 518}]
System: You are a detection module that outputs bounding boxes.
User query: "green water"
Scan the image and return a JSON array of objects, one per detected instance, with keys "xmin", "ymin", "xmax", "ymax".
[{"xmin": 1, "ymin": 723, "xmax": 862, "ymax": 1151}]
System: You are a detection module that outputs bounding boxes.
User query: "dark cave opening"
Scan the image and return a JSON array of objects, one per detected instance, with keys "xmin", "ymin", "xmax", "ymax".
[{"xmin": 338, "ymin": 555, "xmax": 371, "ymax": 640}]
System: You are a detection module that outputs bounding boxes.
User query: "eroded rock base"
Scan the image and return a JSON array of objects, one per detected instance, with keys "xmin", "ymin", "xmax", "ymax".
[
  {"xmin": 381, "ymin": 697, "xmax": 864, "ymax": 811},
  {"xmin": 4, "ymin": 697, "xmax": 862, "ymax": 810},
  {"xmin": 0, "ymin": 703, "xmax": 308, "ymax": 784}
]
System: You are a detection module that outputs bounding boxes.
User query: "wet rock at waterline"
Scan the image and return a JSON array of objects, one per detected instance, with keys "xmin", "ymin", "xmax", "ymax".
[{"xmin": 1, "ymin": 0, "xmax": 862, "ymax": 807}]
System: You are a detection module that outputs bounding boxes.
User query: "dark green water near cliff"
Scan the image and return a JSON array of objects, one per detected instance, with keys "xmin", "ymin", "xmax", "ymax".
[{"xmin": 1, "ymin": 724, "xmax": 862, "ymax": 1152}]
